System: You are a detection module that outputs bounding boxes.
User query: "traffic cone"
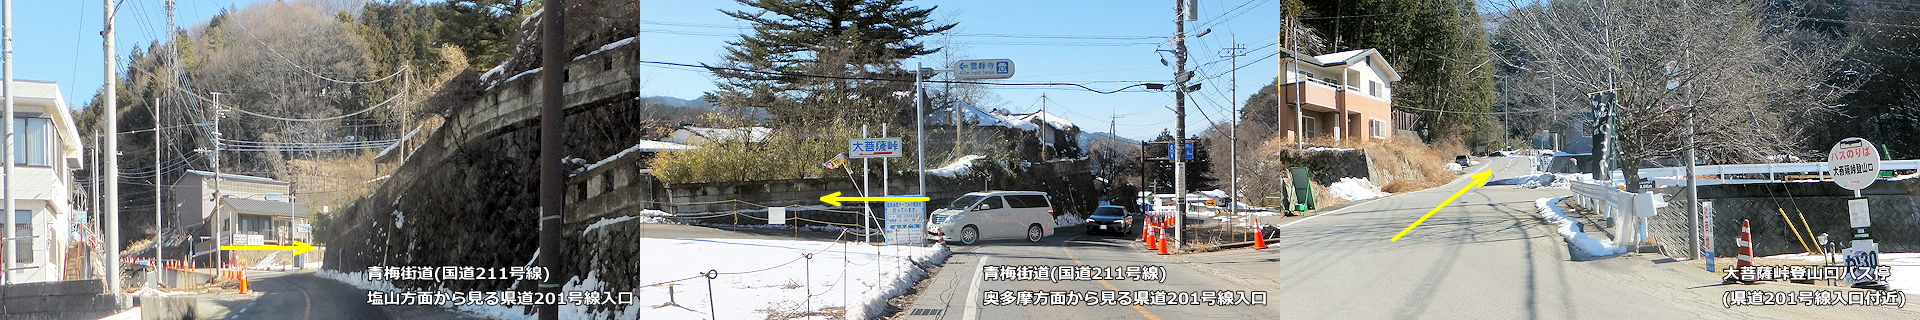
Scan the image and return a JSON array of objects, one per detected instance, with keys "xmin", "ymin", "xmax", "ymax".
[
  {"xmin": 1252, "ymin": 225, "xmax": 1268, "ymax": 250},
  {"xmin": 239, "ymin": 273, "xmax": 249, "ymax": 294},
  {"xmin": 1725, "ymin": 219, "xmax": 1757, "ymax": 285},
  {"xmin": 1145, "ymin": 226, "xmax": 1158, "ymax": 251},
  {"xmin": 1157, "ymin": 235, "xmax": 1169, "ymax": 255}
]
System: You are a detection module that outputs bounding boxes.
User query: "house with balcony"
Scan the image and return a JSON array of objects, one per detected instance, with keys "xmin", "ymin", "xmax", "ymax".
[
  {"xmin": 1277, "ymin": 49, "xmax": 1402, "ymax": 143},
  {"xmin": 3, "ymin": 80, "xmax": 81, "ymax": 284}
]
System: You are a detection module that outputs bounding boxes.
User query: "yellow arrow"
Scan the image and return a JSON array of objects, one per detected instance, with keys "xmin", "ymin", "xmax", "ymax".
[
  {"xmin": 221, "ymin": 240, "xmax": 318, "ymax": 256},
  {"xmin": 819, "ymin": 191, "xmax": 930, "ymax": 206},
  {"xmin": 1390, "ymin": 170, "xmax": 1493, "ymax": 242}
]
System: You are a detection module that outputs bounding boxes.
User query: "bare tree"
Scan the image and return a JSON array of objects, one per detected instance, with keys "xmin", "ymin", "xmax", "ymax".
[{"xmin": 1492, "ymin": 0, "xmax": 1857, "ymax": 191}]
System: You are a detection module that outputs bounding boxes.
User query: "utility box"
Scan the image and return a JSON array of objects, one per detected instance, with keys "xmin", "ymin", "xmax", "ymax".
[{"xmin": 1290, "ymin": 166, "xmax": 1315, "ymax": 211}]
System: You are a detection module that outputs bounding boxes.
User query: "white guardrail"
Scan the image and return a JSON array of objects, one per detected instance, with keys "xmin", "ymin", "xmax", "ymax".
[
  {"xmin": 1568, "ymin": 180, "xmax": 1667, "ymax": 249},
  {"xmin": 1629, "ymin": 160, "xmax": 1920, "ymax": 179}
]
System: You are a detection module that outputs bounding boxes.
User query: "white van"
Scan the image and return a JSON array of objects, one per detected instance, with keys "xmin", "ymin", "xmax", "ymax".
[{"xmin": 926, "ymin": 191, "xmax": 1056, "ymax": 245}]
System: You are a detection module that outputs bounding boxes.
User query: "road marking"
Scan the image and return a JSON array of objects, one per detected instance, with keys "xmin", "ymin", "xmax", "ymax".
[
  {"xmin": 1060, "ymin": 235, "xmax": 1163, "ymax": 320},
  {"xmin": 1281, "ymin": 164, "xmax": 1500, "ymax": 230},
  {"xmin": 962, "ymin": 256, "xmax": 988, "ymax": 320},
  {"xmin": 1390, "ymin": 170, "xmax": 1493, "ymax": 242}
]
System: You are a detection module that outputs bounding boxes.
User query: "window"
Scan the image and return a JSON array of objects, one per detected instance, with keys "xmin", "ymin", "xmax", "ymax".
[
  {"xmin": 1006, "ymin": 195, "xmax": 1050, "ymax": 208},
  {"xmin": 1302, "ymin": 115, "xmax": 1320, "ymax": 138},
  {"xmin": 13, "ymin": 117, "xmax": 50, "ymax": 166},
  {"xmin": 1369, "ymin": 81, "xmax": 1382, "ymax": 97},
  {"xmin": 1370, "ymin": 119, "xmax": 1387, "ymax": 139},
  {"xmin": 978, "ymin": 196, "xmax": 1005, "ymax": 210},
  {"xmin": 12, "ymin": 210, "xmax": 30, "ymax": 263}
]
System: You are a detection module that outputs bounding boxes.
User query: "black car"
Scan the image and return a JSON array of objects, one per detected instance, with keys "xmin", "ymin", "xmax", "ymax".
[{"xmin": 1084, "ymin": 205, "xmax": 1133, "ymax": 235}]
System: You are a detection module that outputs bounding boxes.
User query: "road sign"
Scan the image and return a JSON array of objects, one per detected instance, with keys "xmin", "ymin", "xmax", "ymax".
[
  {"xmin": 884, "ymin": 199, "xmax": 926, "ymax": 245},
  {"xmin": 768, "ymin": 207, "xmax": 787, "ymax": 225},
  {"xmin": 848, "ymin": 138, "xmax": 903, "ymax": 159},
  {"xmin": 1166, "ymin": 142, "xmax": 1194, "ymax": 160},
  {"xmin": 1845, "ymin": 240, "xmax": 1881, "ymax": 286},
  {"xmin": 1829, "ymin": 137, "xmax": 1880, "ymax": 191},
  {"xmin": 1848, "ymin": 198, "xmax": 1871, "ymax": 228},
  {"xmin": 952, "ymin": 59, "xmax": 1015, "ymax": 80}
]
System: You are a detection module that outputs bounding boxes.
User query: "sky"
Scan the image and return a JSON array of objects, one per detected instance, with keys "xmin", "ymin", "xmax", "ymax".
[
  {"xmin": 11, "ymin": 0, "xmax": 252, "ymax": 112},
  {"xmin": 642, "ymin": 0, "xmax": 1286, "ymax": 141}
]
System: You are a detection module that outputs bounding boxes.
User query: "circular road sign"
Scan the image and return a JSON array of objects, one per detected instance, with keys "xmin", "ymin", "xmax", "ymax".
[{"xmin": 1828, "ymin": 137, "xmax": 1880, "ymax": 191}]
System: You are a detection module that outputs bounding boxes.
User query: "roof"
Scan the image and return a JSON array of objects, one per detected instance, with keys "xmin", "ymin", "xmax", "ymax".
[
  {"xmin": 676, "ymin": 126, "xmax": 771, "ymax": 143},
  {"xmin": 218, "ymin": 198, "xmax": 312, "ymax": 218},
  {"xmin": 1285, "ymin": 48, "xmax": 1402, "ymax": 82},
  {"xmin": 184, "ymin": 170, "xmax": 289, "ymax": 185}
]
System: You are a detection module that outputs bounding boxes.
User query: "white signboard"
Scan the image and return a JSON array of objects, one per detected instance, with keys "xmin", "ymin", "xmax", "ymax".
[
  {"xmin": 1828, "ymin": 137, "xmax": 1880, "ymax": 191},
  {"xmin": 1700, "ymin": 201, "xmax": 1715, "ymax": 272},
  {"xmin": 1848, "ymin": 198, "xmax": 1871, "ymax": 228},
  {"xmin": 768, "ymin": 207, "xmax": 787, "ymax": 225},
  {"xmin": 884, "ymin": 200, "xmax": 926, "ymax": 245},
  {"xmin": 951, "ymin": 59, "xmax": 1015, "ymax": 80},
  {"xmin": 1845, "ymin": 240, "xmax": 1881, "ymax": 286},
  {"xmin": 848, "ymin": 138, "xmax": 903, "ymax": 159}
]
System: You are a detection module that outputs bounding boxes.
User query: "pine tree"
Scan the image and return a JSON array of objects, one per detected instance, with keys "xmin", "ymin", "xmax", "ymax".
[{"xmin": 710, "ymin": 0, "xmax": 957, "ymax": 127}]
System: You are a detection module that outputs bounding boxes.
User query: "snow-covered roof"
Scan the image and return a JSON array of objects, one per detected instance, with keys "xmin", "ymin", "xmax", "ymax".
[
  {"xmin": 1287, "ymin": 48, "xmax": 1402, "ymax": 82},
  {"xmin": 672, "ymin": 126, "xmax": 772, "ymax": 144}
]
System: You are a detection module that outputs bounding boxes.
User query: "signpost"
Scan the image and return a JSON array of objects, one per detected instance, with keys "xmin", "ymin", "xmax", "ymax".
[
  {"xmin": 884, "ymin": 200, "xmax": 926, "ymax": 245},
  {"xmin": 951, "ymin": 59, "xmax": 1015, "ymax": 80},
  {"xmin": 768, "ymin": 207, "xmax": 787, "ymax": 225},
  {"xmin": 1829, "ymin": 137, "xmax": 1887, "ymax": 289},
  {"xmin": 1165, "ymin": 141, "xmax": 1194, "ymax": 160},
  {"xmin": 1700, "ymin": 201, "xmax": 1715, "ymax": 272}
]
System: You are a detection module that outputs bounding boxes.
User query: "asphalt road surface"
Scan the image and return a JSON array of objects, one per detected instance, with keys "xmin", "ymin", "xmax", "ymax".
[
  {"xmin": 214, "ymin": 270, "xmax": 481, "ymax": 320},
  {"xmin": 1275, "ymin": 156, "xmax": 1920, "ymax": 319}
]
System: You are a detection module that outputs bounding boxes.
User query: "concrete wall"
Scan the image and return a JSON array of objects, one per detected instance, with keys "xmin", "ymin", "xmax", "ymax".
[
  {"xmin": 1648, "ymin": 179, "xmax": 1920, "ymax": 258},
  {"xmin": 0, "ymin": 279, "xmax": 131, "ymax": 319}
]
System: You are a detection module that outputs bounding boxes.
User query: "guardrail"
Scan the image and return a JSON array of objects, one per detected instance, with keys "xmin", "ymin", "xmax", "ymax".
[
  {"xmin": 1568, "ymin": 180, "xmax": 1667, "ymax": 250},
  {"xmin": 1630, "ymin": 160, "xmax": 1920, "ymax": 179}
]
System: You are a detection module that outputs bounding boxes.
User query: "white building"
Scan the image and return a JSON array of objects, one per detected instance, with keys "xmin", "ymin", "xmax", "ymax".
[{"xmin": 5, "ymin": 80, "xmax": 81, "ymax": 284}]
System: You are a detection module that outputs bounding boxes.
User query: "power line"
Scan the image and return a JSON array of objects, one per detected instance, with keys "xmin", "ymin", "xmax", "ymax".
[
  {"xmin": 221, "ymin": 91, "xmax": 406, "ymax": 122},
  {"xmin": 232, "ymin": 24, "xmax": 409, "ymax": 84}
]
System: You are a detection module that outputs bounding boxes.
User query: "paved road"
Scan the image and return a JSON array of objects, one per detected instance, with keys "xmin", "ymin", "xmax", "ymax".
[
  {"xmin": 899, "ymin": 219, "xmax": 1282, "ymax": 319},
  {"xmin": 1275, "ymin": 156, "xmax": 1920, "ymax": 319}
]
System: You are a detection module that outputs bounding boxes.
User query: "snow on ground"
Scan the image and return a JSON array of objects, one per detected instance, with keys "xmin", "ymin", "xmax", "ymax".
[
  {"xmin": 637, "ymin": 209, "xmax": 674, "ymax": 224},
  {"xmin": 635, "ymin": 238, "xmax": 949, "ymax": 320},
  {"xmin": 1306, "ymin": 147, "xmax": 1355, "ymax": 152},
  {"xmin": 1535, "ymin": 196, "xmax": 1627, "ymax": 260},
  {"xmin": 1761, "ymin": 252, "xmax": 1920, "ymax": 293},
  {"xmin": 1328, "ymin": 178, "xmax": 1390, "ymax": 201},
  {"xmin": 927, "ymin": 155, "xmax": 985, "ymax": 177},
  {"xmin": 1489, "ymin": 172, "xmax": 1565, "ymax": 189},
  {"xmin": 1444, "ymin": 163, "xmax": 1465, "ymax": 173},
  {"xmin": 315, "ymin": 239, "xmax": 948, "ymax": 320},
  {"xmin": 1246, "ymin": 211, "xmax": 1284, "ymax": 217},
  {"xmin": 394, "ymin": 210, "xmax": 406, "ymax": 229}
]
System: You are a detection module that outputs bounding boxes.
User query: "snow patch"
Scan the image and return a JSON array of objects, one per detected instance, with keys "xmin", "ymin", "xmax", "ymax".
[
  {"xmin": 574, "ymin": 37, "xmax": 636, "ymax": 61},
  {"xmin": 928, "ymin": 155, "xmax": 985, "ymax": 177},
  {"xmin": 1306, "ymin": 147, "xmax": 1356, "ymax": 152},
  {"xmin": 393, "ymin": 210, "xmax": 405, "ymax": 229},
  {"xmin": 582, "ymin": 216, "xmax": 639, "ymax": 236},
  {"xmin": 573, "ymin": 140, "xmax": 695, "ymax": 176},
  {"xmin": 1055, "ymin": 213, "xmax": 1086, "ymax": 228},
  {"xmin": 634, "ymin": 238, "xmax": 950, "ymax": 320},
  {"xmin": 1444, "ymin": 163, "xmax": 1464, "ymax": 173},
  {"xmin": 1328, "ymin": 178, "xmax": 1390, "ymax": 201},
  {"xmin": 1535, "ymin": 197, "xmax": 1628, "ymax": 260}
]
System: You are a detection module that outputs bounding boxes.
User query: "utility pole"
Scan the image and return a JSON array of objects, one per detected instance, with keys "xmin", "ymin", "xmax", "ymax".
[
  {"xmin": 1222, "ymin": 36, "xmax": 1246, "ymax": 220},
  {"xmin": 1040, "ymin": 93, "xmax": 1049, "ymax": 160},
  {"xmin": 1172, "ymin": 0, "xmax": 1194, "ymax": 249},
  {"xmin": 2, "ymin": 0, "xmax": 15, "ymax": 285},
  {"xmin": 536, "ymin": 1, "xmax": 566, "ymax": 319},
  {"xmin": 104, "ymin": 0, "xmax": 122, "ymax": 292},
  {"xmin": 915, "ymin": 62, "xmax": 927, "ymax": 197},
  {"xmin": 152, "ymin": 96, "xmax": 161, "ymax": 279},
  {"xmin": 209, "ymin": 92, "xmax": 222, "ymax": 273}
]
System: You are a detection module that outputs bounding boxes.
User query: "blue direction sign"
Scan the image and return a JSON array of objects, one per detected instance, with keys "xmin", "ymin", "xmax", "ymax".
[
  {"xmin": 1166, "ymin": 142, "xmax": 1194, "ymax": 160},
  {"xmin": 952, "ymin": 59, "xmax": 1015, "ymax": 80}
]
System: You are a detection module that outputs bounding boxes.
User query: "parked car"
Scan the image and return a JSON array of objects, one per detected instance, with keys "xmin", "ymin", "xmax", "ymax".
[
  {"xmin": 1084, "ymin": 205, "xmax": 1133, "ymax": 236},
  {"xmin": 1455, "ymin": 155, "xmax": 1471, "ymax": 167},
  {"xmin": 927, "ymin": 191, "xmax": 1056, "ymax": 245}
]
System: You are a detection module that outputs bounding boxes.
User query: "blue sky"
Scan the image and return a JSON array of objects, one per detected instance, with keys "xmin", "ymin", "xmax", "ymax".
[
  {"xmin": 642, "ymin": 0, "xmax": 1285, "ymax": 141},
  {"xmin": 12, "ymin": 0, "xmax": 250, "ymax": 111}
]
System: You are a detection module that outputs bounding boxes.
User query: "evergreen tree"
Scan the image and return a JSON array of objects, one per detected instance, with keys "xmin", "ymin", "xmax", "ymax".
[{"xmin": 710, "ymin": 0, "xmax": 957, "ymax": 127}]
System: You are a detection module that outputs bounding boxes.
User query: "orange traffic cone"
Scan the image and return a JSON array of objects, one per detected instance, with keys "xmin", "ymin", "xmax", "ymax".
[
  {"xmin": 1145, "ymin": 226, "xmax": 1158, "ymax": 251},
  {"xmin": 1725, "ymin": 219, "xmax": 1757, "ymax": 285},
  {"xmin": 1157, "ymin": 234, "xmax": 1170, "ymax": 255},
  {"xmin": 1252, "ymin": 225, "xmax": 1268, "ymax": 250},
  {"xmin": 239, "ymin": 273, "xmax": 249, "ymax": 294}
]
